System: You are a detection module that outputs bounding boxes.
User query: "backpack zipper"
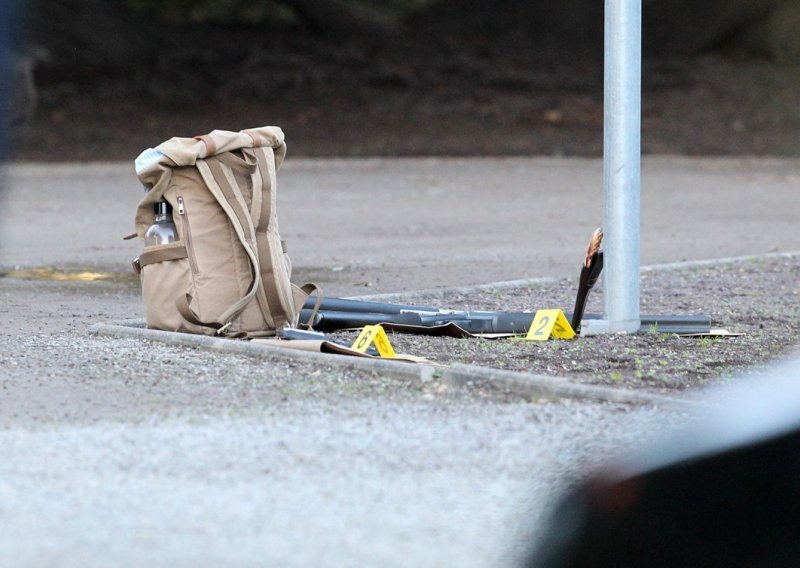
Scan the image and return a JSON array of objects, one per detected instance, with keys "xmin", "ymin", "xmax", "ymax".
[{"xmin": 176, "ymin": 196, "xmax": 199, "ymax": 273}]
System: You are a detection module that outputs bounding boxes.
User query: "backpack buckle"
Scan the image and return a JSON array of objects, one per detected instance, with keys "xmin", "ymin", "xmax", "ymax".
[{"xmin": 216, "ymin": 322, "xmax": 233, "ymax": 335}]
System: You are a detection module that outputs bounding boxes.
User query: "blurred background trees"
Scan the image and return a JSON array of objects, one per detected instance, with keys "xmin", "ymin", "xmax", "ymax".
[
  {"xmin": 21, "ymin": 0, "xmax": 800, "ymax": 77},
  {"xmin": 9, "ymin": 0, "xmax": 800, "ymax": 158}
]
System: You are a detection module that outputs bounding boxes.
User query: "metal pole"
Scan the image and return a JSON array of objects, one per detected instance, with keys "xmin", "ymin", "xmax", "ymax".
[{"xmin": 601, "ymin": 0, "xmax": 641, "ymax": 333}]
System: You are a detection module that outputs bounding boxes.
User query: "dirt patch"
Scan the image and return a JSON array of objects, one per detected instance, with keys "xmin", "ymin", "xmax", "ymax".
[
  {"xmin": 10, "ymin": 22, "xmax": 800, "ymax": 161},
  {"xmin": 325, "ymin": 255, "xmax": 800, "ymax": 395}
]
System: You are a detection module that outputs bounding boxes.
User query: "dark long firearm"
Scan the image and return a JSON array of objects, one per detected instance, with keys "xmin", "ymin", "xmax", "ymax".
[
  {"xmin": 303, "ymin": 296, "xmax": 445, "ymax": 315},
  {"xmin": 298, "ymin": 306, "xmax": 710, "ymax": 335},
  {"xmin": 301, "ymin": 308, "xmax": 536, "ymax": 334}
]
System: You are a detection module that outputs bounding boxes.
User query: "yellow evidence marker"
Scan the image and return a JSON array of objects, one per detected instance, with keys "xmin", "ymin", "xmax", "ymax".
[
  {"xmin": 524, "ymin": 309, "xmax": 576, "ymax": 340},
  {"xmin": 351, "ymin": 325, "xmax": 397, "ymax": 358}
]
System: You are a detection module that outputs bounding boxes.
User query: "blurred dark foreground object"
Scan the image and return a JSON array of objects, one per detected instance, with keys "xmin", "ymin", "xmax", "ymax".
[
  {"xmin": 1, "ymin": 0, "xmax": 24, "ymax": 159},
  {"xmin": 526, "ymin": 354, "xmax": 800, "ymax": 568}
]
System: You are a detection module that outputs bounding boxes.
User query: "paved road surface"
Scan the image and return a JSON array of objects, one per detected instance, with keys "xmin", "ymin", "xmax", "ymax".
[
  {"xmin": 2, "ymin": 157, "xmax": 798, "ymax": 295},
  {"xmin": 0, "ymin": 157, "xmax": 797, "ymax": 566}
]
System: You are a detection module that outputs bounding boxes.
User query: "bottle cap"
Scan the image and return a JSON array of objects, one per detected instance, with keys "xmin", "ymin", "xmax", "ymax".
[{"xmin": 153, "ymin": 200, "xmax": 173, "ymax": 216}]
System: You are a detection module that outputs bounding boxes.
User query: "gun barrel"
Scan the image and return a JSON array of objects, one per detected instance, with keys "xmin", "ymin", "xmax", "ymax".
[
  {"xmin": 301, "ymin": 310, "xmax": 422, "ymax": 331},
  {"xmin": 303, "ymin": 296, "xmax": 440, "ymax": 315}
]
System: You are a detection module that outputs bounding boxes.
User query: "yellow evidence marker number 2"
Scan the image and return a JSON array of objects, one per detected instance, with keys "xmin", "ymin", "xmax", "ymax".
[
  {"xmin": 524, "ymin": 309, "xmax": 576, "ymax": 341},
  {"xmin": 351, "ymin": 325, "xmax": 397, "ymax": 358}
]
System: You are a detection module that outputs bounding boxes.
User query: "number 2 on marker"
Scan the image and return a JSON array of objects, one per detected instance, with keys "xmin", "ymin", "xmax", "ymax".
[
  {"xmin": 524, "ymin": 309, "xmax": 575, "ymax": 341},
  {"xmin": 532, "ymin": 315, "xmax": 550, "ymax": 337}
]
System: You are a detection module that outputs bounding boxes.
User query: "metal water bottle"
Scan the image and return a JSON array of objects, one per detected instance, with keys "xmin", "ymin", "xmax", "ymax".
[{"xmin": 144, "ymin": 200, "xmax": 177, "ymax": 246}]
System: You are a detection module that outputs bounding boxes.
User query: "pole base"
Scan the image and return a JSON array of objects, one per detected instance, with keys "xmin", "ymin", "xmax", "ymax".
[{"xmin": 581, "ymin": 319, "xmax": 641, "ymax": 336}]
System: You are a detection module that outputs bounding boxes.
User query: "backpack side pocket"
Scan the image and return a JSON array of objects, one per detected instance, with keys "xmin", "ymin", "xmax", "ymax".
[{"xmin": 135, "ymin": 242, "xmax": 201, "ymax": 333}]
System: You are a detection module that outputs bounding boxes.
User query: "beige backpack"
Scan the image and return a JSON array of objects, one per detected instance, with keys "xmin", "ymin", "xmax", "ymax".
[{"xmin": 132, "ymin": 126, "xmax": 310, "ymax": 336}]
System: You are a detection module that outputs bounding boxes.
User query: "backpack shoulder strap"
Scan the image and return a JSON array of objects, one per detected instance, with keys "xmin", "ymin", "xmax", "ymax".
[
  {"xmin": 250, "ymin": 145, "xmax": 297, "ymax": 328},
  {"xmin": 193, "ymin": 157, "xmax": 274, "ymax": 331}
]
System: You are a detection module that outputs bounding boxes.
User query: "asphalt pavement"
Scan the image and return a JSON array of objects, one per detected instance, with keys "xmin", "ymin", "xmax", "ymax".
[
  {"xmin": 1, "ymin": 156, "xmax": 798, "ymax": 566},
  {"xmin": 2, "ymin": 156, "xmax": 799, "ymax": 294}
]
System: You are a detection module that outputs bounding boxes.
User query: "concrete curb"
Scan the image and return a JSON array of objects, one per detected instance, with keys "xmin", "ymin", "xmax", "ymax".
[
  {"xmin": 90, "ymin": 320, "xmax": 707, "ymax": 411},
  {"xmin": 89, "ymin": 320, "xmax": 434, "ymax": 383},
  {"xmin": 640, "ymin": 250, "xmax": 800, "ymax": 273},
  {"xmin": 445, "ymin": 364, "xmax": 708, "ymax": 410}
]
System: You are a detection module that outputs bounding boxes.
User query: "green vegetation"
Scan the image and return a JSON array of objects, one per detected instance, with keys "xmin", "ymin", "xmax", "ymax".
[{"xmin": 698, "ymin": 336, "xmax": 717, "ymax": 348}]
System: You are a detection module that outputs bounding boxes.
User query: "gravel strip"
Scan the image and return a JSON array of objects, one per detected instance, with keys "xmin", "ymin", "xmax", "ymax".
[
  {"xmin": 338, "ymin": 253, "xmax": 800, "ymax": 396},
  {"xmin": 88, "ymin": 252, "xmax": 800, "ymax": 407}
]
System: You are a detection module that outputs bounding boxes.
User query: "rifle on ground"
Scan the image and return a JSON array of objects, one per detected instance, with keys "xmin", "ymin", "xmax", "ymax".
[
  {"xmin": 301, "ymin": 306, "xmax": 536, "ymax": 335},
  {"xmin": 299, "ymin": 297, "xmax": 711, "ymax": 335}
]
